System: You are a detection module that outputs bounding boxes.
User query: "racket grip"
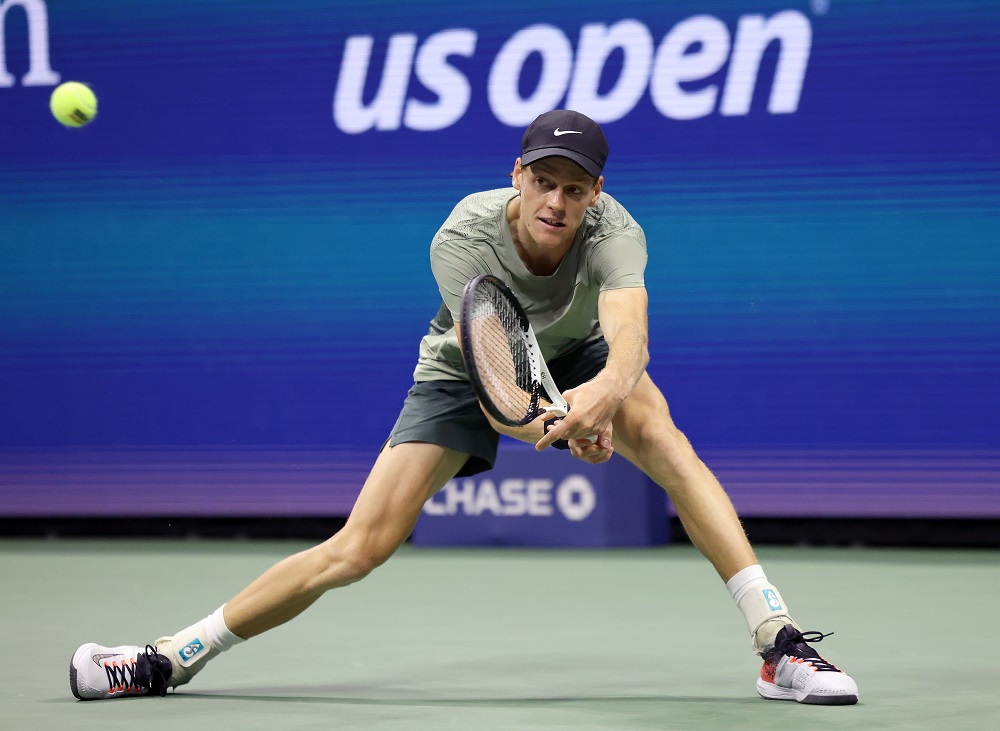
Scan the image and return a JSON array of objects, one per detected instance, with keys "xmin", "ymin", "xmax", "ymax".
[
  {"xmin": 543, "ymin": 419, "xmax": 571, "ymax": 450},
  {"xmin": 544, "ymin": 419, "xmax": 599, "ymax": 446}
]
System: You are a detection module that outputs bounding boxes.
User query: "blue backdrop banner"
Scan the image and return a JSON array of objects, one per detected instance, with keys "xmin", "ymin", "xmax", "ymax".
[{"xmin": 1, "ymin": 0, "xmax": 998, "ymax": 517}]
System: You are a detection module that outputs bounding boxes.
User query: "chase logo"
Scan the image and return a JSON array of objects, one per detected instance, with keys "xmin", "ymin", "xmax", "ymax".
[
  {"xmin": 762, "ymin": 588, "xmax": 783, "ymax": 612},
  {"xmin": 178, "ymin": 638, "xmax": 205, "ymax": 663},
  {"xmin": 424, "ymin": 474, "xmax": 597, "ymax": 522}
]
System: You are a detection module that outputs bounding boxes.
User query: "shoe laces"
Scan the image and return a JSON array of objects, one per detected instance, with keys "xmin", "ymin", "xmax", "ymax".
[
  {"xmin": 101, "ymin": 645, "xmax": 170, "ymax": 696},
  {"xmin": 136, "ymin": 644, "xmax": 172, "ymax": 696},
  {"xmin": 101, "ymin": 651, "xmax": 145, "ymax": 695},
  {"xmin": 772, "ymin": 627, "xmax": 841, "ymax": 672}
]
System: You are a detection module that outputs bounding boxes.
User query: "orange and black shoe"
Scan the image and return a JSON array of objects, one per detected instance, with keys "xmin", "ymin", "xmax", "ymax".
[
  {"xmin": 756, "ymin": 625, "xmax": 858, "ymax": 705},
  {"xmin": 70, "ymin": 643, "xmax": 172, "ymax": 700}
]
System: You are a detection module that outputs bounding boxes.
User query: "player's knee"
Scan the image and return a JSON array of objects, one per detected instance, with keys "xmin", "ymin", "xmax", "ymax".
[
  {"xmin": 312, "ymin": 531, "xmax": 397, "ymax": 590},
  {"xmin": 630, "ymin": 420, "xmax": 702, "ymax": 484},
  {"xmin": 634, "ymin": 418, "xmax": 693, "ymax": 460},
  {"xmin": 342, "ymin": 534, "xmax": 397, "ymax": 581}
]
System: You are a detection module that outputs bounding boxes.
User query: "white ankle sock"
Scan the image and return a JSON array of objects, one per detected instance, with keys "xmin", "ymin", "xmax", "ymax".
[
  {"xmin": 204, "ymin": 605, "xmax": 245, "ymax": 651},
  {"xmin": 169, "ymin": 605, "xmax": 245, "ymax": 669},
  {"xmin": 726, "ymin": 565, "xmax": 798, "ymax": 655}
]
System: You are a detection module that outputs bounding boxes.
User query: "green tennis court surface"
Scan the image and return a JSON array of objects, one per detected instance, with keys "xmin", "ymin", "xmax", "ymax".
[{"xmin": 3, "ymin": 540, "xmax": 998, "ymax": 729}]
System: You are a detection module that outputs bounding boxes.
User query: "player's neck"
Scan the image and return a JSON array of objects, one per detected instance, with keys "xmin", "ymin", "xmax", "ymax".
[{"xmin": 507, "ymin": 197, "xmax": 569, "ymax": 276}]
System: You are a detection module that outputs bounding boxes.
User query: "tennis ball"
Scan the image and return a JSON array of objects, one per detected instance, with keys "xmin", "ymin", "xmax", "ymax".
[{"xmin": 50, "ymin": 81, "xmax": 98, "ymax": 128}]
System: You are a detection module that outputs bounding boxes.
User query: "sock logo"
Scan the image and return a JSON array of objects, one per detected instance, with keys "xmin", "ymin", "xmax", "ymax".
[
  {"xmin": 178, "ymin": 638, "xmax": 205, "ymax": 663},
  {"xmin": 762, "ymin": 588, "xmax": 783, "ymax": 612}
]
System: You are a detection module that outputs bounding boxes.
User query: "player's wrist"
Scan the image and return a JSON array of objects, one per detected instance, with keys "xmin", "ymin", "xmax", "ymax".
[{"xmin": 594, "ymin": 368, "xmax": 631, "ymax": 405}]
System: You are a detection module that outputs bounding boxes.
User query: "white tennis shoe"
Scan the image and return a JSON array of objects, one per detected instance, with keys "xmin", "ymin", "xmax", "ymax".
[
  {"xmin": 70, "ymin": 643, "xmax": 173, "ymax": 700},
  {"xmin": 756, "ymin": 624, "xmax": 859, "ymax": 705}
]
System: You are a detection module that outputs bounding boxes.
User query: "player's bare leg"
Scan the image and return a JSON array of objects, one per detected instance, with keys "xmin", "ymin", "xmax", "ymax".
[
  {"xmin": 613, "ymin": 373, "xmax": 857, "ymax": 704},
  {"xmin": 70, "ymin": 443, "xmax": 468, "ymax": 700},
  {"xmin": 612, "ymin": 374, "xmax": 756, "ymax": 582},
  {"xmin": 224, "ymin": 442, "xmax": 467, "ymax": 638}
]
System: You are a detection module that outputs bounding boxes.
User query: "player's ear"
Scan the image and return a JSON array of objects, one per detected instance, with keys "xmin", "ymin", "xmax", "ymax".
[
  {"xmin": 589, "ymin": 175, "xmax": 604, "ymax": 207},
  {"xmin": 511, "ymin": 159, "xmax": 524, "ymax": 190}
]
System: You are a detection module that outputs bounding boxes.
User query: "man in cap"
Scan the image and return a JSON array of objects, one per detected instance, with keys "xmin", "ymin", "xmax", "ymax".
[{"xmin": 70, "ymin": 110, "xmax": 858, "ymax": 706}]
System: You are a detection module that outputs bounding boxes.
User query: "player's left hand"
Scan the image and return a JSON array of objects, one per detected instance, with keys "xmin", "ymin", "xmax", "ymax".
[
  {"xmin": 534, "ymin": 378, "xmax": 621, "ymax": 451},
  {"xmin": 567, "ymin": 430, "xmax": 614, "ymax": 464}
]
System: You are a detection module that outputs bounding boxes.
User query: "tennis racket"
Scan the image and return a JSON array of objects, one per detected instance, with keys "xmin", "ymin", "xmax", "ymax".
[{"xmin": 459, "ymin": 274, "xmax": 595, "ymax": 443}]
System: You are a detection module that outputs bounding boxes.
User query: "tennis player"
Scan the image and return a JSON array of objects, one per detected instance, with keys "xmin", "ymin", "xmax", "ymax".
[{"xmin": 70, "ymin": 109, "xmax": 858, "ymax": 706}]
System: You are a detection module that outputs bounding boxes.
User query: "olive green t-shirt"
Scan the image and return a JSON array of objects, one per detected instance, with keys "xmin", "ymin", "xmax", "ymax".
[{"xmin": 414, "ymin": 187, "xmax": 647, "ymax": 382}]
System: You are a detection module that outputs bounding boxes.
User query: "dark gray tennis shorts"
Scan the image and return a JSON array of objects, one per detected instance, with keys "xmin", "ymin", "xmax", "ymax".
[{"xmin": 386, "ymin": 337, "xmax": 609, "ymax": 476}]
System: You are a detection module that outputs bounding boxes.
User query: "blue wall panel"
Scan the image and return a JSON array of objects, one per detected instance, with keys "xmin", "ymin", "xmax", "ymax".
[{"xmin": 1, "ymin": 0, "xmax": 997, "ymax": 516}]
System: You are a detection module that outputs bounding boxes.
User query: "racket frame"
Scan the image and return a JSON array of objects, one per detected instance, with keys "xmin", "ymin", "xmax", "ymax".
[{"xmin": 460, "ymin": 274, "xmax": 569, "ymax": 428}]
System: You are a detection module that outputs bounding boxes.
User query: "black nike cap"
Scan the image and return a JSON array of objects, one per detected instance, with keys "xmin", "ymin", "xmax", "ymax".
[{"xmin": 519, "ymin": 109, "xmax": 608, "ymax": 178}]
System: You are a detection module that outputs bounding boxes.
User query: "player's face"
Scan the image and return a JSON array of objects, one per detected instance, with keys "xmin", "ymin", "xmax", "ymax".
[{"xmin": 511, "ymin": 157, "xmax": 602, "ymax": 253}]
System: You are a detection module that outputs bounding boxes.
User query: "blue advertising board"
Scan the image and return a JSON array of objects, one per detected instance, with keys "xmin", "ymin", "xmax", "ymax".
[
  {"xmin": 412, "ymin": 442, "xmax": 670, "ymax": 548},
  {"xmin": 1, "ymin": 0, "xmax": 998, "ymax": 518}
]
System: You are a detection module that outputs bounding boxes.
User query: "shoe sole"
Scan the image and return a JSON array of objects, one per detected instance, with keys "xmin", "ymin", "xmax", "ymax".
[
  {"xmin": 69, "ymin": 658, "xmax": 81, "ymax": 700},
  {"xmin": 757, "ymin": 678, "xmax": 858, "ymax": 705}
]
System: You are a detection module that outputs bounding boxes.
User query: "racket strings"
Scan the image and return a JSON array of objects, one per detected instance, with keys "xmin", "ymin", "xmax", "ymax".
[{"xmin": 470, "ymin": 288, "xmax": 535, "ymax": 422}]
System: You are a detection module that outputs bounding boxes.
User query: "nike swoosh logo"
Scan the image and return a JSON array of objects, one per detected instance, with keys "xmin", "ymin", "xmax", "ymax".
[
  {"xmin": 92, "ymin": 653, "xmax": 124, "ymax": 666},
  {"xmin": 553, "ymin": 128, "xmax": 582, "ymax": 136}
]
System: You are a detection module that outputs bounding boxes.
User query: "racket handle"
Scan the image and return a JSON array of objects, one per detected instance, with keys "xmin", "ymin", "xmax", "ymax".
[{"xmin": 544, "ymin": 419, "xmax": 599, "ymax": 445}]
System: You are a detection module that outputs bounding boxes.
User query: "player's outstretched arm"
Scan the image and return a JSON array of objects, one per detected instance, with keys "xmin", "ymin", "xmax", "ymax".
[{"xmin": 535, "ymin": 287, "xmax": 649, "ymax": 450}]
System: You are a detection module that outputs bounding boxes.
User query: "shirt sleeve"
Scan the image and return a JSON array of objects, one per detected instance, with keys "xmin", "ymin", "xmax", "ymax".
[
  {"xmin": 587, "ymin": 231, "xmax": 648, "ymax": 291},
  {"xmin": 430, "ymin": 237, "xmax": 491, "ymax": 320}
]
